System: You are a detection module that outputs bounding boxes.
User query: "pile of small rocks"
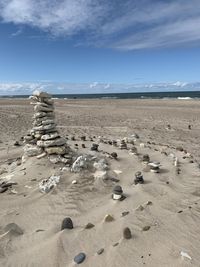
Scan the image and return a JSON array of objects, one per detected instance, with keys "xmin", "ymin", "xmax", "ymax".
[{"xmin": 23, "ymin": 91, "xmax": 72, "ymax": 163}]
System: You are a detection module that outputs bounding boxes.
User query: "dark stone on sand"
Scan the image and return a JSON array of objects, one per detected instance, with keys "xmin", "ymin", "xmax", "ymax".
[
  {"xmin": 14, "ymin": 141, "xmax": 20, "ymax": 146},
  {"xmin": 176, "ymin": 146, "xmax": 184, "ymax": 152},
  {"xmin": 97, "ymin": 248, "xmax": 104, "ymax": 255},
  {"xmin": 74, "ymin": 252, "xmax": 86, "ymax": 264},
  {"xmin": 4, "ymin": 223, "xmax": 24, "ymax": 235},
  {"xmin": 85, "ymin": 223, "xmax": 95, "ymax": 229},
  {"xmin": 1, "ymin": 182, "xmax": 17, "ymax": 188},
  {"xmin": 121, "ymin": 211, "xmax": 129, "ymax": 217},
  {"xmin": 0, "ymin": 187, "xmax": 8, "ymax": 193},
  {"xmin": 123, "ymin": 227, "xmax": 132, "ymax": 239},
  {"xmin": 80, "ymin": 136, "xmax": 86, "ymax": 141},
  {"xmin": 113, "ymin": 185, "xmax": 123, "ymax": 195},
  {"xmin": 91, "ymin": 143, "xmax": 99, "ymax": 151},
  {"xmin": 142, "ymin": 226, "xmax": 151, "ymax": 231},
  {"xmin": 61, "ymin": 217, "xmax": 73, "ymax": 230},
  {"xmin": 82, "ymin": 144, "xmax": 86, "ymax": 148},
  {"xmin": 113, "ymin": 242, "xmax": 119, "ymax": 247},
  {"xmin": 111, "ymin": 152, "xmax": 118, "ymax": 159},
  {"xmin": 142, "ymin": 154, "xmax": 150, "ymax": 163},
  {"xmin": 134, "ymin": 171, "xmax": 144, "ymax": 185}
]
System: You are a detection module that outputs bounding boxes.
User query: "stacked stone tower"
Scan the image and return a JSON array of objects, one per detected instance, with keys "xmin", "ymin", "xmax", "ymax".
[{"xmin": 23, "ymin": 90, "xmax": 71, "ymax": 163}]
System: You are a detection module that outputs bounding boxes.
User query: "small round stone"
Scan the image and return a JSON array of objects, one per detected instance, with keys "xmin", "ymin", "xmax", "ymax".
[
  {"xmin": 111, "ymin": 152, "xmax": 118, "ymax": 159},
  {"xmin": 85, "ymin": 223, "xmax": 95, "ymax": 229},
  {"xmin": 97, "ymin": 248, "xmax": 104, "ymax": 255},
  {"xmin": 142, "ymin": 225, "xmax": 151, "ymax": 231},
  {"xmin": 104, "ymin": 214, "xmax": 114, "ymax": 222},
  {"xmin": 74, "ymin": 252, "xmax": 86, "ymax": 264},
  {"xmin": 123, "ymin": 227, "xmax": 132, "ymax": 239},
  {"xmin": 61, "ymin": 217, "xmax": 73, "ymax": 230}
]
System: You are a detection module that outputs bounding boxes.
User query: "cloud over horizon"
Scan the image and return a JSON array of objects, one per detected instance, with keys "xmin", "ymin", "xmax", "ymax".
[
  {"xmin": 0, "ymin": 81, "xmax": 200, "ymax": 95},
  {"xmin": 0, "ymin": 0, "xmax": 200, "ymax": 50}
]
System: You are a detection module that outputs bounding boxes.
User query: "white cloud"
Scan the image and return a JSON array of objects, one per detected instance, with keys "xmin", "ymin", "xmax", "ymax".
[
  {"xmin": 104, "ymin": 83, "xmax": 110, "ymax": 89},
  {"xmin": 0, "ymin": 0, "xmax": 107, "ymax": 36},
  {"xmin": 0, "ymin": 81, "xmax": 199, "ymax": 95},
  {"xmin": 0, "ymin": 0, "xmax": 200, "ymax": 49},
  {"xmin": 89, "ymin": 82, "xmax": 98, "ymax": 88}
]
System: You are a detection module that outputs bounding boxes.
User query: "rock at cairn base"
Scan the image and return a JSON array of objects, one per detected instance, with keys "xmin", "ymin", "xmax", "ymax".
[{"xmin": 24, "ymin": 91, "xmax": 71, "ymax": 162}]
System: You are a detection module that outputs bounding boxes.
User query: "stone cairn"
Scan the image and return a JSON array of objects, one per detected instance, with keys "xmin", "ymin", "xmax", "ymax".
[{"xmin": 23, "ymin": 90, "xmax": 72, "ymax": 164}]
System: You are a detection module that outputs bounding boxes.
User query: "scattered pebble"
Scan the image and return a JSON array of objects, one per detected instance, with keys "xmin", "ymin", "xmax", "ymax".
[
  {"xmin": 121, "ymin": 211, "xmax": 129, "ymax": 217},
  {"xmin": 4, "ymin": 223, "xmax": 24, "ymax": 235},
  {"xmin": 123, "ymin": 227, "xmax": 132, "ymax": 239},
  {"xmin": 72, "ymin": 180, "xmax": 77, "ymax": 184},
  {"xmin": 85, "ymin": 223, "xmax": 95, "ymax": 229},
  {"xmin": 61, "ymin": 217, "xmax": 73, "ymax": 230},
  {"xmin": 74, "ymin": 252, "xmax": 86, "ymax": 264},
  {"xmin": 142, "ymin": 226, "xmax": 151, "ymax": 231},
  {"xmin": 110, "ymin": 152, "xmax": 118, "ymax": 159},
  {"xmin": 113, "ymin": 242, "xmax": 119, "ymax": 247},
  {"xmin": 136, "ymin": 205, "xmax": 144, "ymax": 211},
  {"xmin": 134, "ymin": 171, "xmax": 144, "ymax": 185},
  {"xmin": 104, "ymin": 214, "xmax": 114, "ymax": 222},
  {"xmin": 97, "ymin": 248, "xmax": 104, "ymax": 255}
]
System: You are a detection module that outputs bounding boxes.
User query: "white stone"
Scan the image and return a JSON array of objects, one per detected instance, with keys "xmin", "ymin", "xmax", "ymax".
[
  {"xmin": 112, "ymin": 194, "xmax": 122, "ymax": 200},
  {"xmin": 36, "ymin": 152, "xmax": 47, "ymax": 159},
  {"xmin": 33, "ymin": 90, "xmax": 51, "ymax": 98},
  {"xmin": 71, "ymin": 155, "xmax": 90, "ymax": 173},
  {"xmin": 39, "ymin": 175, "xmax": 60, "ymax": 193}
]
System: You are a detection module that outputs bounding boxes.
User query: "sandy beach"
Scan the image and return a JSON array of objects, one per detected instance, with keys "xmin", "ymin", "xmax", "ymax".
[{"xmin": 0, "ymin": 98, "xmax": 200, "ymax": 266}]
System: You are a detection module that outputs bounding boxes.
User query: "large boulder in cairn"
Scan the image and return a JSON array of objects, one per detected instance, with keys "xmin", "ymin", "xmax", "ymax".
[
  {"xmin": 45, "ymin": 146, "xmax": 66, "ymax": 155},
  {"xmin": 23, "ymin": 144, "xmax": 43, "ymax": 157},
  {"xmin": 37, "ymin": 138, "xmax": 66, "ymax": 148}
]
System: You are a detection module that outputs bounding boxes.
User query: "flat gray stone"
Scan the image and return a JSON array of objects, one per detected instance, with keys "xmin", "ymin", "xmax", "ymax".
[
  {"xmin": 4, "ymin": 223, "xmax": 24, "ymax": 235},
  {"xmin": 74, "ymin": 253, "xmax": 86, "ymax": 264}
]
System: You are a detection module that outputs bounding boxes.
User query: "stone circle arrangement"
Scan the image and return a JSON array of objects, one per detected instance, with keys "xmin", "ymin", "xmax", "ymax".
[{"xmin": 23, "ymin": 90, "xmax": 72, "ymax": 164}]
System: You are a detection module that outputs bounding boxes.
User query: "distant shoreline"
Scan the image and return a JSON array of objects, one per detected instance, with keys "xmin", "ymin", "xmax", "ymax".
[{"xmin": 0, "ymin": 90, "xmax": 200, "ymax": 99}]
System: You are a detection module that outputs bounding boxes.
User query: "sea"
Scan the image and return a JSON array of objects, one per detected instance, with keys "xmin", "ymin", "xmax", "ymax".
[{"xmin": 1, "ymin": 91, "xmax": 200, "ymax": 99}]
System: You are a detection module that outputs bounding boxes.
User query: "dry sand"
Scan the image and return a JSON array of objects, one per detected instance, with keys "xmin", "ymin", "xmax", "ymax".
[{"xmin": 0, "ymin": 98, "xmax": 200, "ymax": 266}]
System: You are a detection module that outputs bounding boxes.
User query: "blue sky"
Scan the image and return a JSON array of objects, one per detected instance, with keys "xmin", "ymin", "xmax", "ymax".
[{"xmin": 1, "ymin": 0, "xmax": 200, "ymax": 94}]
